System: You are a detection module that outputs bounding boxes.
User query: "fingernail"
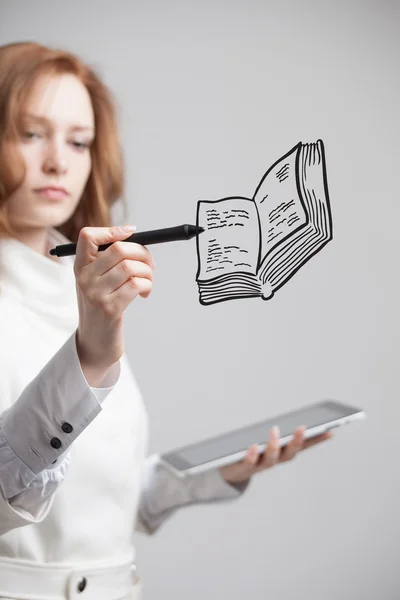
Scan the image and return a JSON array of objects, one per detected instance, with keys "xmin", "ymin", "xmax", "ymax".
[{"xmin": 121, "ymin": 225, "xmax": 135, "ymax": 232}]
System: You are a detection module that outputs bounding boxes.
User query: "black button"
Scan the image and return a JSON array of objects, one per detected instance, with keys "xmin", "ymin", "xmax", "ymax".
[
  {"xmin": 50, "ymin": 437, "xmax": 62, "ymax": 449},
  {"xmin": 77, "ymin": 577, "xmax": 87, "ymax": 592},
  {"xmin": 61, "ymin": 422, "xmax": 73, "ymax": 434}
]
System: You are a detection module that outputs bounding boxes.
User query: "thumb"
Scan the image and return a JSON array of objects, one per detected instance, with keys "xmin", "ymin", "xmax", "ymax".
[
  {"xmin": 75, "ymin": 224, "xmax": 136, "ymax": 269},
  {"xmin": 233, "ymin": 446, "xmax": 259, "ymax": 479}
]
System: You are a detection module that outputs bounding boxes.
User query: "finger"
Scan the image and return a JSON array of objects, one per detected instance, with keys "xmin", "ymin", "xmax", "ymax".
[
  {"xmin": 74, "ymin": 225, "xmax": 136, "ymax": 272},
  {"xmin": 302, "ymin": 431, "xmax": 333, "ymax": 450},
  {"xmin": 139, "ymin": 285, "xmax": 153, "ymax": 299},
  {"xmin": 220, "ymin": 445, "xmax": 259, "ymax": 483},
  {"xmin": 92, "ymin": 240, "xmax": 155, "ymax": 277},
  {"xmin": 245, "ymin": 444, "xmax": 260, "ymax": 468},
  {"xmin": 102, "ymin": 259, "xmax": 153, "ymax": 296},
  {"xmin": 109, "ymin": 275, "xmax": 153, "ymax": 313},
  {"xmin": 238, "ymin": 445, "xmax": 260, "ymax": 478},
  {"xmin": 258, "ymin": 426, "xmax": 281, "ymax": 469},
  {"xmin": 279, "ymin": 426, "xmax": 305, "ymax": 462}
]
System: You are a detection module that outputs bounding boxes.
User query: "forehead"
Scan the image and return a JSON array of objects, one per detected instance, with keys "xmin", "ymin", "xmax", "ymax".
[{"xmin": 23, "ymin": 73, "xmax": 95, "ymax": 129}]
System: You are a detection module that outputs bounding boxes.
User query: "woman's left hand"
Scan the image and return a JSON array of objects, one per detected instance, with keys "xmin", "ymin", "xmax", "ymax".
[{"xmin": 219, "ymin": 425, "xmax": 333, "ymax": 485}]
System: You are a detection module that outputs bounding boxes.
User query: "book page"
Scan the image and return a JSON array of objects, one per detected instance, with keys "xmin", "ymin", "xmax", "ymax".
[
  {"xmin": 196, "ymin": 198, "xmax": 260, "ymax": 281},
  {"xmin": 253, "ymin": 143, "xmax": 308, "ymax": 262},
  {"xmin": 260, "ymin": 140, "xmax": 333, "ymax": 290}
]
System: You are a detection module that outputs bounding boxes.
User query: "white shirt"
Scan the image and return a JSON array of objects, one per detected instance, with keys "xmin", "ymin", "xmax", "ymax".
[{"xmin": 0, "ymin": 227, "xmax": 245, "ymax": 572}]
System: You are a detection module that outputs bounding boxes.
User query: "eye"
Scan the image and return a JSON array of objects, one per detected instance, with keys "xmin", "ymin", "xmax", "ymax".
[
  {"xmin": 23, "ymin": 130, "xmax": 41, "ymax": 140},
  {"xmin": 71, "ymin": 140, "xmax": 90, "ymax": 151}
]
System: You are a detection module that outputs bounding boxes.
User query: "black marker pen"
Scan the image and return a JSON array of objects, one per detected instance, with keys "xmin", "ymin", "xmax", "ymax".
[{"xmin": 49, "ymin": 224, "xmax": 204, "ymax": 257}]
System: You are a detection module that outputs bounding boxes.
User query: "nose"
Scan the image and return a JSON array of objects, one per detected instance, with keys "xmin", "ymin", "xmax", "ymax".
[{"xmin": 42, "ymin": 140, "xmax": 68, "ymax": 175}]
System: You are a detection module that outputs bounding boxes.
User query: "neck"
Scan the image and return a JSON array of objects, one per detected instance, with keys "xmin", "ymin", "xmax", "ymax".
[{"xmin": 0, "ymin": 227, "xmax": 56, "ymax": 261}]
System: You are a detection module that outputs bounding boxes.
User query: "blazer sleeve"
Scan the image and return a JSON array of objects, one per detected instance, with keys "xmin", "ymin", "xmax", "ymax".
[
  {"xmin": 0, "ymin": 330, "xmax": 120, "ymax": 536},
  {"xmin": 135, "ymin": 453, "xmax": 250, "ymax": 535}
]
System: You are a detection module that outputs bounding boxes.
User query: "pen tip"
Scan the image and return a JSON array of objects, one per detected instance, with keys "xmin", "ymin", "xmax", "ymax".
[
  {"xmin": 49, "ymin": 248, "xmax": 56, "ymax": 256},
  {"xmin": 187, "ymin": 224, "xmax": 205, "ymax": 236}
]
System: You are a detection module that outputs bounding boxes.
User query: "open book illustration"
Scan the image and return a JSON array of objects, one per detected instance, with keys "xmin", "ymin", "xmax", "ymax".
[{"xmin": 195, "ymin": 139, "xmax": 333, "ymax": 305}]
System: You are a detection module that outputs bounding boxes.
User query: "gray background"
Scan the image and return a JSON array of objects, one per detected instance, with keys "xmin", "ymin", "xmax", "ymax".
[{"xmin": 1, "ymin": 1, "xmax": 399, "ymax": 598}]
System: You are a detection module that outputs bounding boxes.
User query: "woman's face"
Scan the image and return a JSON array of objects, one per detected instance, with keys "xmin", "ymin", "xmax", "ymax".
[{"xmin": 7, "ymin": 73, "xmax": 95, "ymax": 232}]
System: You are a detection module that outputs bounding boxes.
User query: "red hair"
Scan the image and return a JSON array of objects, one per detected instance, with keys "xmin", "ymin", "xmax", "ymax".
[{"xmin": 0, "ymin": 41, "xmax": 127, "ymax": 242}]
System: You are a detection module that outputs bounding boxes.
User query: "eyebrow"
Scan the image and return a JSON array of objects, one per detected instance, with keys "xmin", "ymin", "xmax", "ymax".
[{"xmin": 23, "ymin": 113, "xmax": 95, "ymax": 133}]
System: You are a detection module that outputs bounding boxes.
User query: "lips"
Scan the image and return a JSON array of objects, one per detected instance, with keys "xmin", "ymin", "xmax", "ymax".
[
  {"xmin": 34, "ymin": 186, "xmax": 69, "ymax": 200},
  {"xmin": 35, "ymin": 186, "xmax": 69, "ymax": 195}
]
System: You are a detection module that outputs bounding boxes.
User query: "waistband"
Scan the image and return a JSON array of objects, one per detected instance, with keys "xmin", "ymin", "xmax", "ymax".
[{"xmin": 0, "ymin": 556, "xmax": 141, "ymax": 600}]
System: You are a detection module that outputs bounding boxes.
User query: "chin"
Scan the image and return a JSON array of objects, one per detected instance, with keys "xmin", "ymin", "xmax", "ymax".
[{"xmin": 38, "ymin": 204, "xmax": 77, "ymax": 227}]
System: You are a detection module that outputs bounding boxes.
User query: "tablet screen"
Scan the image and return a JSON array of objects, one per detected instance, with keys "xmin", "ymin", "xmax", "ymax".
[{"xmin": 164, "ymin": 401, "xmax": 360, "ymax": 469}]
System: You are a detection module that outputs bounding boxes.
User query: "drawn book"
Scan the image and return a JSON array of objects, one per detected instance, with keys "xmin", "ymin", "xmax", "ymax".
[{"xmin": 195, "ymin": 139, "xmax": 332, "ymax": 305}]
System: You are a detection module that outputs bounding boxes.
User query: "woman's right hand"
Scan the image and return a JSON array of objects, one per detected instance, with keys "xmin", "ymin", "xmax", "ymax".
[{"xmin": 73, "ymin": 225, "xmax": 155, "ymax": 374}]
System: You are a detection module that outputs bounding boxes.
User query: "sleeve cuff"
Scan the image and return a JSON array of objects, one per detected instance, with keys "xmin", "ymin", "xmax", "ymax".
[
  {"xmin": 0, "ymin": 485, "xmax": 55, "ymax": 536},
  {"xmin": 137, "ymin": 454, "xmax": 250, "ymax": 534},
  {"xmin": 0, "ymin": 427, "xmax": 72, "ymax": 498},
  {"xmin": 0, "ymin": 330, "xmax": 119, "ymax": 477}
]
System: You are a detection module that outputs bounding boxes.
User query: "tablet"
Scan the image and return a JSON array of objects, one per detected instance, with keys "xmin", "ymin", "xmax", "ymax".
[{"xmin": 160, "ymin": 399, "xmax": 366, "ymax": 477}]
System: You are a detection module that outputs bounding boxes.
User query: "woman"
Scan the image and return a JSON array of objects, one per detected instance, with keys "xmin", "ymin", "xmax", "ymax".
[{"xmin": 0, "ymin": 41, "xmax": 332, "ymax": 600}]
